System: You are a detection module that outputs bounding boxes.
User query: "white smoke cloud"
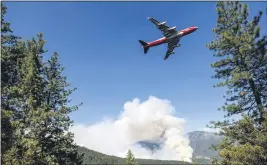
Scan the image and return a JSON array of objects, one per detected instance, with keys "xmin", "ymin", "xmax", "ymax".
[
  {"xmin": 70, "ymin": 96, "xmax": 193, "ymax": 162},
  {"xmin": 203, "ymin": 127, "xmax": 221, "ymax": 133}
]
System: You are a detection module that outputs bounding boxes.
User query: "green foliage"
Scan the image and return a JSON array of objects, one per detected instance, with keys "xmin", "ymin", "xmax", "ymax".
[
  {"xmin": 125, "ymin": 149, "xmax": 139, "ymax": 165},
  {"xmin": 206, "ymin": 1, "xmax": 267, "ymax": 164},
  {"xmin": 212, "ymin": 114, "xmax": 267, "ymax": 165},
  {"xmin": 1, "ymin": 2, "xmax": 83, "ymax": 164},
  {"xmin": 207, "ymin": 1, "xmax": 266, "ymax": 124},
  {"xmin": 1, "ymin": 2, "xmax": 23, "ymax": 162},
  {"xmin": 41, "ymin": 52, "xmax": 84, "ymax": 164}
]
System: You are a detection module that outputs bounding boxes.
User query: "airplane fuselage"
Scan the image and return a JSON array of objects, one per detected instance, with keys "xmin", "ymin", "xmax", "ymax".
[{"xmin": 146, "ymin": 26, "xmax": 198, "ymax": 48}]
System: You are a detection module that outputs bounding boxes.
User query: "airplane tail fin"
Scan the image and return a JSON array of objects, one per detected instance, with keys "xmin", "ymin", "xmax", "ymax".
[{"xmin": 138, "ymin": 40, "xmax": 149, "ymax": 54}]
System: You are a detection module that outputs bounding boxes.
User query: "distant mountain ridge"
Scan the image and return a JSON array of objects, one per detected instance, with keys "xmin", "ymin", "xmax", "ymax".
[
  {"xmin": 77, "ymin": 131, "xmax": 224, "ymax": 164},
  {"xmin": 187, "ymin": 131, "xmax": 224, "ymax": 163}
]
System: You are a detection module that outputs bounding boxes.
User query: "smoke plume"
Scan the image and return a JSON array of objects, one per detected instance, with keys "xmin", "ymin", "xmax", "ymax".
[{"xmin": 70, "ymin": 96, "xmax": 193, "ymax": 162}]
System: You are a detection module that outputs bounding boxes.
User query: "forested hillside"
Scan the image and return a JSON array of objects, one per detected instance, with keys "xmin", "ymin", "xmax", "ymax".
[{"xmin": 77, "ymin": 146, "xmax": 190, "ymax": 165}]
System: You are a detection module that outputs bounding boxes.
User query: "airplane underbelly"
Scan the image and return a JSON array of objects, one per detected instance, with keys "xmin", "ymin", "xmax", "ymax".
[
  {"xmin": 167, "ymin": 34, "xmax": 181, "ymax": 41},
  {"xmin": 149, "ymin": 38, "xmax": 167, "ymax": 47}
]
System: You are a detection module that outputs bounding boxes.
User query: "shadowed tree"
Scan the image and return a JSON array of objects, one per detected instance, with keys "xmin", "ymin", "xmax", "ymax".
[{"xmin": 1, "ymin": 2, "xmax": 24, "ymax": 162}]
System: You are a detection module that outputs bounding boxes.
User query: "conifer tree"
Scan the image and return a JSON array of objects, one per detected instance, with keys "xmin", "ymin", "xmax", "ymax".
[
  {"xmin": 206, "ymin": 1, "xmax": 267, "ymax": 164},
  {"xmin": 41, "ymin": 52, "xmax": 84, "ymax": 164},
  {"xmin": 1, "ymin": 2, "xmax": 23, "ymax": 162},
  {"xmin": 207, "ymin": 1, "xmax": 266, "ymax": 125},
  {"xmin": 1, "ymin": 3, "xmax": 83, "ymax": 164},
  {"xmin": 8, "ymin": 33, "xmax": 51, "ymax": 164},
  {"xmin": 125, "ymin": 149, "xmax": 139, "ymax": 165},
  {"xmin": 9, "ymin": 33, "xmax": 83, "ymax": 165}
]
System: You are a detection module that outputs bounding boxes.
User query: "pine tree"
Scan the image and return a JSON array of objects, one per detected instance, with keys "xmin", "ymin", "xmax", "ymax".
[
  {"xmin": 41, "ymin": 52, "xmax": 84, "ymax": 164},
  {"xmin": 207, "ymin": 1, "xmax": 266, "ymax": 125},
  {"xmin": 213, "ymin": 114, "xmax": 267, "ymax": 165},
  {"xmin": 9, "ymin": 34, "xmax": 83, "ymax": 165},
  {"xmin": 1, "ymin": 3, "xmax": 84, "ymax": 164},
  {"xmin": 2, "ymin": 34, "xmax": 83, "ymax": 165},
  {"xmin": 1, "ymin": 2, "xmax": 24, "ymax": 162},
  {"xmin": 206, "ymin": 1, "xmax": 267, "ymax": 164},
  {"xmin": 125, "ymin": 149, "xmax": 139, "ymax": 165},
  {"xmin": 7, "ymin": 33, "xmax": 50, "ymax": 164}
]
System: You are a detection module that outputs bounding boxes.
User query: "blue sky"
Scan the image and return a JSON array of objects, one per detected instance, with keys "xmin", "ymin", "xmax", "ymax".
[{"xmin": 5, "ymin": 2, "xmax": 267, "ymax": 133}]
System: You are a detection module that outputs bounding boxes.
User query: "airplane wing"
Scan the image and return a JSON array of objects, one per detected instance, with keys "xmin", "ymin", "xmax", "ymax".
[
  {"xmin": 164, "ymin": 38, "xmax": 180, "ymax": 60},
  {"xmin": 148, "ymin": 17, "xmax": 177, "ymax": 37}
]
